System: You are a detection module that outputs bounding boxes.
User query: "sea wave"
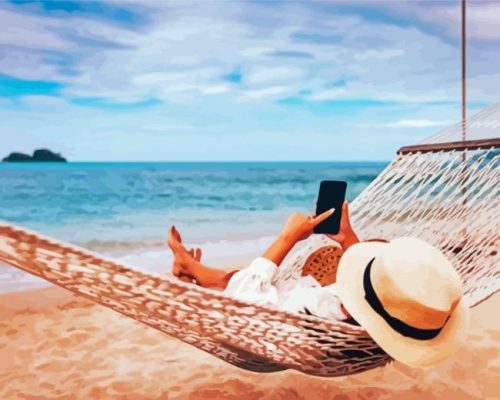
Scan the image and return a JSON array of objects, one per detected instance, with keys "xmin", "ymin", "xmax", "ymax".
[{"xmin": 0, "ymin": 162, "xmax": 386, "ymax": 292}]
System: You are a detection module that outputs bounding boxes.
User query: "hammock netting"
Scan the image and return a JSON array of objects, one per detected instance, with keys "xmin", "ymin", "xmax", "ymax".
[{"xmin": 0, "ymin": 104, "xmax": 499, "ymax": 377}]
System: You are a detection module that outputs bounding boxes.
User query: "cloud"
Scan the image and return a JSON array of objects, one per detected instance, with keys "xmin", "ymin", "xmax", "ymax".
[
  {"xmin": 199, "ymin": 85, "xmax": 231, "ymax": 95},
  {"xmin": 2, "ymin": 0, "xmax": 499, "ymax": 107},
  {"xmin": 239, "ymin": 46, "xmax": 275, "ymax": 57},
  {"xmin": 19, "ymin": 95, "xmax": 68, "ymax": 107},
  {"xmin": 240, "ymin": 86, "xmax": 291, "ymax": 100},
  {"xmin": 358, "ymin": 119, "xmax": 455, "ymax": 129},
  {"xmin": 467, "ymin": 3, "xmax": 500, "ymax": 41},
  {"xmin": 245, "ymin": 66, "xmax": 306, "ymax": 85},
  {"xmin": 405, "ymin": 1, "xmax": 500, "ymax": 42},
  {"xmin": 0, "ymin": 8, "xmax": 70, "ymax": 51},
  {"xmin": 70, "ymin": 96, "xmax": 161, "ymax": 110},
  {"xmin": 353, "ymin": 48, "xmax": 405, "ymax": 61},
  {"xmin": 309, "ymin": 87, "xmax": 347, "ymax": 101},
  {"xmin": 0, "ymin": 0, "xmax": 498, "ymax": 161}
]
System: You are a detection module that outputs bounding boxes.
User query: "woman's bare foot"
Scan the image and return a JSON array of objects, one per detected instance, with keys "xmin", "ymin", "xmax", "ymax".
[
  {"xmin": 179, "ymin": 248, "xmax": 202, "ymax": 283},
  {"xmin": 167, "ymin": 226, "xmax": 202, "ymax": 282},
  {"xmin": 167, "ymin": 225, "xmax": 238, "ymax": 290},
  {"xmin": 187, "ymin": 247, "xmax": 202, "ymax": 262}
]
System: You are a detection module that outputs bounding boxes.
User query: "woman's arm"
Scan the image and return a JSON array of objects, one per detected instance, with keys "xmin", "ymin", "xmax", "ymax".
[
  {"xmin": 261, "ymin": 234, "xmax": 297, "ymax": 267},
  {"xmin": 262, "ymin": 209, "xmax": 334, "ymax": 266}
]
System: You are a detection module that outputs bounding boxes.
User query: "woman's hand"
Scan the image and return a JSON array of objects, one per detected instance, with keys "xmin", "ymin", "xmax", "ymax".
[
  {"xmin": 262, "ymin": 208, "xmax": 334, "ymax": 267},
  {"xmin": 280, "ymin": 208, "xmax": 334, "ymax": 243},
  {"xmin": 326, "ymin": 201, "xmax": 359, "ymax": 250}
]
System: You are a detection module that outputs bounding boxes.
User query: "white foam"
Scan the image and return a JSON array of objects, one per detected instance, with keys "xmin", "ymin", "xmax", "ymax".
[
  {"xmin": 0, "ymin": 235, "xmax": 276, "ymax": 292},
  {"xmin": 114, "ymin": 235, "xmax": 276, "ymax": 275}
]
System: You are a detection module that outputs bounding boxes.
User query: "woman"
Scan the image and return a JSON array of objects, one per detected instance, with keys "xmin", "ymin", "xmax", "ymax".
[
  {"xmin": 167, "ymin": 202, "xmax": 469, "ymax": 367},
  {"xmin": 167, "ymin": 202, "xmax": 359, "ymax": 321}
]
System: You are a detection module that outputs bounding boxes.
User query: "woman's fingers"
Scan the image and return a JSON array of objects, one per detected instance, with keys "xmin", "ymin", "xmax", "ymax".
[
  {"xmin": 312, "ymin": 208, "xmax": 334, "ymax": 225},
  {"xmin": 343, "ymin": 201, "xmax": 349, "ymax": 216},
  {"xmin": 341, "ymin": 201, "xmax": 351, "ymax": 227},
  {"xmin": 326, "ymin": 232, "xmax": 346, "ymax": 246},
  {"xmin": 312, "ymin": 201, "xmax": 318, "ymax": 216}
]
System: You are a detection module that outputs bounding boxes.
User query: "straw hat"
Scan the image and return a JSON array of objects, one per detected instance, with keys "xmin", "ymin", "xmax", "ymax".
[{"xmin": 336, "ymin": 237, "xmax": 469, "ymax": 367}]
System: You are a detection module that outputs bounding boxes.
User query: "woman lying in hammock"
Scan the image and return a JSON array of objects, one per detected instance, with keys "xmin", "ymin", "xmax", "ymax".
[
  {"xmin": 167, "ymin": 202, "xmax": 469, "ymax": 367},
  {"xmin": 168, "ymin": 202, "xmax": 366, "ymax": 321}
]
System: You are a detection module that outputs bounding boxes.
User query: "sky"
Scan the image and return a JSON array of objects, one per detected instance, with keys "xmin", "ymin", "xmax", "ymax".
[{"xmin": 1, "ymin": 0, "xmax": 499, "ymax": 161}]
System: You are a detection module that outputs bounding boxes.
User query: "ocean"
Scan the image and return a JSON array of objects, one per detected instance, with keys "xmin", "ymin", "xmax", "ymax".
[{"xmin": 0, "ymin": 161, "xmax": 387, "ymax": 291}]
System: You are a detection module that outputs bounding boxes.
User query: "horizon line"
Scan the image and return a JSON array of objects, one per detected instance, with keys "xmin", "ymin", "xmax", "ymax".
[{"xmin": 1, "ymin": 159, "xmax": 392, "ymax": 163}]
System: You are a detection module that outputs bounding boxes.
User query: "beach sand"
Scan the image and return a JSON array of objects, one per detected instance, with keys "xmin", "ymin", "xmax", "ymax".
[{"xmin": 0, "ymin": 285, "xmax": 498, "ymax": 400}]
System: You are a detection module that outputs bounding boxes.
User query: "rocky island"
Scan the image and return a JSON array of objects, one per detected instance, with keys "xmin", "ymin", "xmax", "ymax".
[{"xmin": 2, "ymin": 149, "xmax": 67, "ymax": 162}]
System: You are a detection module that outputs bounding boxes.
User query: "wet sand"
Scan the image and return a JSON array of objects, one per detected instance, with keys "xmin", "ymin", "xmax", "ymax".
[{"xmin": 0, "ymin": 286, "xmax": 498, "ymax": 400}]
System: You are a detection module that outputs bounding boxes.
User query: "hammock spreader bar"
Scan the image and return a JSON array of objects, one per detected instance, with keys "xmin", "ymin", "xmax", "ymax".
[{"xmin": 398, "ymin": 138, "xmax": 500, "ymax": 155}]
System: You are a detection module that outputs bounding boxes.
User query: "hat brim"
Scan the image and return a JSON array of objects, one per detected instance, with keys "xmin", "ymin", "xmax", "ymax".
[{"xmin": 336, "ymin": 241, "xmax": 470, "ymax": 367}]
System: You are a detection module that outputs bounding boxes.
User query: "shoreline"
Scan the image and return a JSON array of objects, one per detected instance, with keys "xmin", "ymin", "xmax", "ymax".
[
  {"xmin": 0, "ymin": 236, "xmax": 270, "ymax": 293},
  {"xmin": 0, "ymin": 284, "xmax": 498, "ymax": 399}
]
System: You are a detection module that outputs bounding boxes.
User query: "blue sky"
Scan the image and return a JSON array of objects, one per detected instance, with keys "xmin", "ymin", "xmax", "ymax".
[{"xmin": 1, "ymin": 0, "xmax": 499, "ymax": 161}]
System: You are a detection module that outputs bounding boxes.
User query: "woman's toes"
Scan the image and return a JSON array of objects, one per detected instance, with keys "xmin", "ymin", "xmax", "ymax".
[
  {"xmin": 168, "ymin": 226, "xmax": 186, "ymax": 252},
  {"xmin": 185, "ymin": 247, "xmax": 202, "ymax": 261},
  {"xmin": 168, "ymin": 226, "xmax": 176, "ymax": 244},
  {"xmin": 195, "ymin": 248, "xmax": 202, "ymax": 261},
  {"xmin": 172, "ymin": 225, "xmax": 182, "ymax": 242}
]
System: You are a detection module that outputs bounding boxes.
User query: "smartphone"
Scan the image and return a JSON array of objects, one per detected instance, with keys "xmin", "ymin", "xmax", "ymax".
[{"xmin": 313, "ymin": 180, "xmax": 347, "ymax": 235}]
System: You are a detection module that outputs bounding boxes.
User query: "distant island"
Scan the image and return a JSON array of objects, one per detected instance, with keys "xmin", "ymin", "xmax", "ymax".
[{"xmin": 2, "ymin": 149, "xmax": 67, "ymax": 162}]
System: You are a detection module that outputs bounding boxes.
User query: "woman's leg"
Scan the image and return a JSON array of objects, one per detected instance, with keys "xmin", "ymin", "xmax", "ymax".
[
  {"xmin": 168, "ymin": 206, "xmax": 338, "ymax": 289},
  {"xmin": 168, "ymin": 226, "xmax": 237, "ymax": 290}
]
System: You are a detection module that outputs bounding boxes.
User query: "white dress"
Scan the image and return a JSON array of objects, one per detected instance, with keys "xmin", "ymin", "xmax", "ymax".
[{"xmin": 223, "ymin": 257, "xmax": 346, "ymax": 321}]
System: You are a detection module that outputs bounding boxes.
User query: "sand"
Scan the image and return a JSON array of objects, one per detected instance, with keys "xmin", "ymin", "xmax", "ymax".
[{"xmin": 0, "ymin": 286, "xmax": 498, "ymax": 400}]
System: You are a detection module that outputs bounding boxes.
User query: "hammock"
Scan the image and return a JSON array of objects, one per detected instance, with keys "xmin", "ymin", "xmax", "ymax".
[{"xmin": 0, "ymin": 104, "xmax": 499, "ymax": 378}]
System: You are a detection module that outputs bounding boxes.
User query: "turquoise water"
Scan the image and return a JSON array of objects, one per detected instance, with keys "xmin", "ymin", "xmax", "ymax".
[
  {"xmin": 0, "ymin": 162, "xmax": 387, "ymax": 290},
  {"xmin": 0, "ymin": 162, "xmax": 386, "ymax": 245}
]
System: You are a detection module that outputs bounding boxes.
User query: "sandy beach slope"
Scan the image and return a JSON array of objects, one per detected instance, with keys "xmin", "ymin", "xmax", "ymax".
[{"xmin": 0, "ymin": 286, "xmax": 498, "ymax": 400}]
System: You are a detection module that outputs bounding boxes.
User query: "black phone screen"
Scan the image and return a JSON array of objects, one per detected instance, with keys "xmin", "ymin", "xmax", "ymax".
[{"xmin": 313, "ymin": 180, "xmax": 347, "ymax": 234}]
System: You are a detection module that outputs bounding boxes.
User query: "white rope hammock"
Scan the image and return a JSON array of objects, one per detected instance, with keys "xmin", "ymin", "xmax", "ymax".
[
  {"xmin": 0, "ymin": 105, "xmax": 499, "ymax": 377},
  {"xmin": 422, "ymin": 102, "xmax": 500, "ymax": 145}
]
